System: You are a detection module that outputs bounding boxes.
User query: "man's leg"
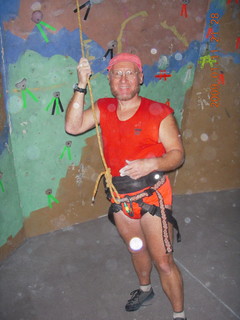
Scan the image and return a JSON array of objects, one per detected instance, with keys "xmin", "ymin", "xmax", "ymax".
[
  {"xmin": 114, "ymin": 210, "xmax": 156, "ymax": 311},
  {"xmin": 140, "ymin": 213, "xmax": 184, "ymax": 313},
  {"xmin": 114, "ymin": 211, "xmax": 153, "ymax": 285}
]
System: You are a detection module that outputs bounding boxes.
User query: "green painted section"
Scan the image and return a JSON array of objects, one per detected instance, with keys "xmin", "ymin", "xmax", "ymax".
[
  {"xmin": 0, "ymin": 147, "xmax": 23, "ymax": 246},
  {"xmin": 7, "ymin": 50, "xmax": 110, "ymax": 219}
]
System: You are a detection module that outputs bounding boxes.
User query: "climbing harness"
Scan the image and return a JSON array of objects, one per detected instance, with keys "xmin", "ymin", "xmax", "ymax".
[
  {"xmin": 106, "ymin": 172, "xmax": 181, "ymax": 254},
  {"xmin": 75, "ymin": 0, "xmax": 120, "ymax": 204}
]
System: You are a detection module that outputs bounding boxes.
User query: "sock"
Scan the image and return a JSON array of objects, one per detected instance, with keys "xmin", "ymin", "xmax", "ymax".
[
  {"xmin": 173, "ymin": 311, "xmax": 185, "ymax": 319},
  {"xmin": 140, "ymin": 284, "xmax": 152, "ymax": 292}
]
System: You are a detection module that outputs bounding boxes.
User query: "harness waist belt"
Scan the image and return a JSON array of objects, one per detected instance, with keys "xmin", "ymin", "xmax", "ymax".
[{"xmin": 112, "ymin": 171, "xmax": 164, "ymax": 194}]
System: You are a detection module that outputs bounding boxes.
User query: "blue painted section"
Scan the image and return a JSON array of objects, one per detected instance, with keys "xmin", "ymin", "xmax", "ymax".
[
  {"xmin": 143, "ymin": 40, "xmax": 201, "ymax": 86},
  {"xmin": 201, "ymin": 1, "xmax": 240, "ymax": 63},
  {"xmin": 0, "ymin": 125, "xmax": 9, "ymax": 154},
  {"xmin": 0, "ymin": 0, "xmax": 20, "ymax": 20},
  {"xmin": 3, "ymin": 26, "xmax": 202, "ymax": 84},
  {"xmin": 0, "ymin": 0, "xmax": 19, "ymax": 154},
  {"xmin": 3, "ymin": 28, "xmax": 108, "ymax": 70}
]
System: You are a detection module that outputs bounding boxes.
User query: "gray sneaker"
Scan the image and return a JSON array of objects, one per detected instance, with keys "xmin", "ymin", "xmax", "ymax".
[{"xmin": 125, "ymin": 288, "xmax": 155, "ymax": 312}]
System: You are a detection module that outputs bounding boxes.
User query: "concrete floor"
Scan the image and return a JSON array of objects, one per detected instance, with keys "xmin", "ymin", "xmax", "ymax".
[{"xmin": 0, "ymin": 189, "xmax": 240, "ymax": 320}]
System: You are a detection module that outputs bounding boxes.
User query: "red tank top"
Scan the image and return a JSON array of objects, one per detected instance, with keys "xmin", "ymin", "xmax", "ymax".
[{"xmin": 97, "ymin": 97, "xmax": 174, "ymax": 176}]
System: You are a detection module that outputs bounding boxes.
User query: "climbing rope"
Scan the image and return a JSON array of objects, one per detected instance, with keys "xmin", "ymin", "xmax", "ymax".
[{"xmin": 75, "ymin": 0, "xmax": 120, "ymax": 204}]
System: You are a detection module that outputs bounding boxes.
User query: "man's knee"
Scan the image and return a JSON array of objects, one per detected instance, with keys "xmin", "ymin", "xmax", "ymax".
[{"xmin": 154, "ymin": 255, "xmax": 174, "ymax": 275}]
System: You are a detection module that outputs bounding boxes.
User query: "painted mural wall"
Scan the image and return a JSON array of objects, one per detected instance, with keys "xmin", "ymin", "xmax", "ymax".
[
  {"xmin": 173, "ymin": 0, "xmax": 240, "ymax": 194},
  {"xmin": 0, "ymin": 0, "xmax": 239, "ymax": 261}
]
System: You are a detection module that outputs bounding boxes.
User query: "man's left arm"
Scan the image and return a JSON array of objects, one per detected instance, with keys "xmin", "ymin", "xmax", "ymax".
[{"xmin": 120, "ymin": 114, "xmax": 184, "ymax": 179}]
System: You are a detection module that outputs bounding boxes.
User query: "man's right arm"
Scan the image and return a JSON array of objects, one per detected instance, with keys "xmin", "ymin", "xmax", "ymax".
[{"xmin": 65, "ymin": 58, "xmax": 99, "ymax": 135}]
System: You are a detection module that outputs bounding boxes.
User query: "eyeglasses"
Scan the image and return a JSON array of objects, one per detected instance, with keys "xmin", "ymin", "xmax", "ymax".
[{"xmin": 110, "ymin": 70, "xmax": 139, "ymax": 79}]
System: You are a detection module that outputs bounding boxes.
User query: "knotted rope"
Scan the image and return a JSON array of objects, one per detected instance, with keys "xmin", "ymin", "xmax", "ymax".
[{"xmin": 75, "ymin": 0, "xmax": 120, "ymax": 204}]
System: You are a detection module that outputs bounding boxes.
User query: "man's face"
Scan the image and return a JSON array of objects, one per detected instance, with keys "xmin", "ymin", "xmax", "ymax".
[{"xmin": 108, "ymin": 61, "xmax": 143, "ymax": 101}]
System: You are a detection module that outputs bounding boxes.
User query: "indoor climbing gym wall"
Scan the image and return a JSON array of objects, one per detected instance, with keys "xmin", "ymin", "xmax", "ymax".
[{"xmin": 0, "ymin": 0, "xmax": 239, "ymax": 261}]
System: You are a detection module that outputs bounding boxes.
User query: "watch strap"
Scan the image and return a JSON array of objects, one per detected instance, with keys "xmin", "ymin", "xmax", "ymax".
[{"xmin": 74, "ymin": 85, "xmax": 87, "ymax": 94}]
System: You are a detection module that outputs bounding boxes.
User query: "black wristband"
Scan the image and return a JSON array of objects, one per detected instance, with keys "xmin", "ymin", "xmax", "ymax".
[{"xmin": 73, "ymin": 84, "xmax": 87, "ymax": 94}]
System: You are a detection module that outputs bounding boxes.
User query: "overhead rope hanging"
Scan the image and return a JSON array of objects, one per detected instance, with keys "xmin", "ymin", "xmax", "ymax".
[{"xmin": 75, "ymin": 0, "xmax": 120, "ymax": 204}]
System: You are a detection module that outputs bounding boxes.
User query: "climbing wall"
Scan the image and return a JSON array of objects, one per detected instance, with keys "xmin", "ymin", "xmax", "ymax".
[{"xmin": 0, "ymin": 0, "xmax": 239, "ymax": 261}]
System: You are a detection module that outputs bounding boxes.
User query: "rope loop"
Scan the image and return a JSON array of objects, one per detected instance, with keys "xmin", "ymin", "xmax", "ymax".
[{"xmin": 92, "ymin": 168, "xmax": 120, "ymax": 205}]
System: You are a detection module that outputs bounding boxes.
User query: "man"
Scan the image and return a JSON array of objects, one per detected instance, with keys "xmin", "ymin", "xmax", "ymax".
[{"xmin": 65, "ymin": 53, "xmax": 186, "ymax": 320}]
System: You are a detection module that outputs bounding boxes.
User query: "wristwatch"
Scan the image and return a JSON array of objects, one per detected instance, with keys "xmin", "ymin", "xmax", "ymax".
[{"xmin": 73, "ymin": 84, "xmax": 87, "ymax": 94}]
